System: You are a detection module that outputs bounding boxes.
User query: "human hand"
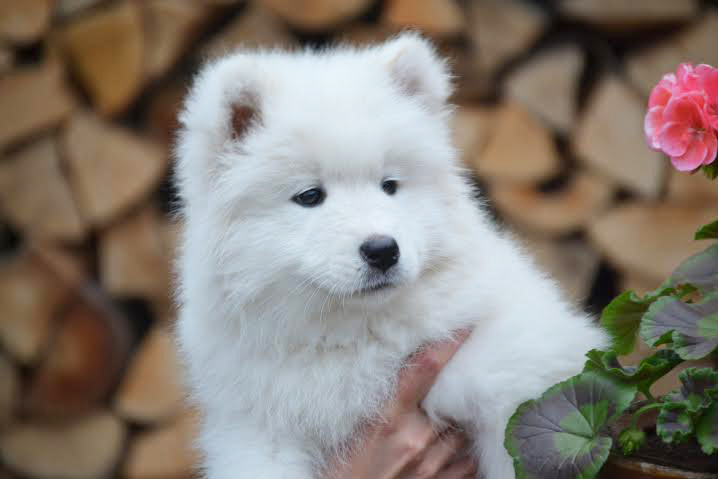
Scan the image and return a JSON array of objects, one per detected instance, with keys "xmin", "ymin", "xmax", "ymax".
[{"xmin": 325, "ymin": 330, "xmax": 476, "ymax": 479}]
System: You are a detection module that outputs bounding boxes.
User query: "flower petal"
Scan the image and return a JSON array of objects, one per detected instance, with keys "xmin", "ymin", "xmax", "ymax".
[
  {"xmin": 664, "ymin": 93, "xmax": 705, "ymax": 127},
  {"xmin": 705, "ymin": 106, "xmax": 718, "ymax": 132},
  {"xmin": 699, "ymin": 67, "xmax": 718, "ymax": 130},
  {"xmin": 703, "ymin": 130, "xmax": 718, "ymax": 166},
  {"xmin": 644, "ymin": 106, "xmax": 665, "ymax": 150},
  {"xmin": 677, "ymin": 63, "xmax": 700, "ymax": 92},
  {"xmin": 698, "ymin": 65, "xmax": 718, "ymax": 98},
  {"xmin": 672, "ymin": 140, "xmax": 708, "ymax": 171},
  {"xmin": 648, "ymin": 84, "xmax": 672, "ymax": 109},
  {"xmin": 659, "ymin": 122, "xmax": 691, "ymax": 157},
  {"xmin": 649, "ymin": 73, "xmax": 677, "ymax": 108}
]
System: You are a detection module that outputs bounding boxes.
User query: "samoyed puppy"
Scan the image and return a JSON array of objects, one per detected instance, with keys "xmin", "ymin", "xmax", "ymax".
[{"xmin": 174, "ymin": 33, "xmax": 606, "ymax": 479}]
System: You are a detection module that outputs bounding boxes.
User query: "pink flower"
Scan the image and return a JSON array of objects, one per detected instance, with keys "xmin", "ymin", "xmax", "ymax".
[
  {"xmin": 648, "ymin": 73, "xmax": 677, "ymax": 109},
  {"xmin": 645, "ymin": 73, "xmax": 677, "ymax": 150},
  {"xmin": 698, "ymin": 64, "xmax": 718, "ymax": 130},
  {"xmin": 644, "ymin": 63, "xmax": 718, "ymax": 171},
  {"xmin": 676, "ymin": 63, "xmax": 700, "ymax": 92},
  {"xmin": 658, "ymin": 92, "xmax": 717, "ymax": 171}
]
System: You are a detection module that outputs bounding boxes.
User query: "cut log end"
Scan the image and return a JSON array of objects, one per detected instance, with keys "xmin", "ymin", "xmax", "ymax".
[{"xmin": 0, "ymin": 412, "xmax": 127, "ymax": 479}]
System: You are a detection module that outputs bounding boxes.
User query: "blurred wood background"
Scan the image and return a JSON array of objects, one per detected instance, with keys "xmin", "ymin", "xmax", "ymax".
[{"xmin": 1, "ymin": 0, "xmax": 718, "ymax": 478}]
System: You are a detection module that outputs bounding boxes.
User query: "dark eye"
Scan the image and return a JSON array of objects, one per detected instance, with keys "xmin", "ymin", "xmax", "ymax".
[
  {"xmin": 293, "ymin": 187, "xmax": 325, "ymax": 207},
  {"xmin": 382, "ymin": 179, "xmax": 398, "ymax": 195}
]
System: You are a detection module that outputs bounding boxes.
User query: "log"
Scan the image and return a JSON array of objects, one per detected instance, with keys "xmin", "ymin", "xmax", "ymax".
[
  {"xmin": 115, "ymin": 327, "xmax": 183, "ymax": 424},
  {"xmin": 57, "ymin": 1, "xmax": 144, "ymax": 115},
  {"xmin": 0, "ymin": 44, "xmax": 12, "ymax": 73},
  {"xmin": 25, "ymin": 299, "xmax": 130, "ymax": 417},
  {"xmin": 260, "ymin": 0, "xmax": 372, "ymax": 31},
  {"xmin": 0, "ymin": 138, "xmax": 86, "ymax": 241},
  {"xmin": 468, "ymin": 0, "xmax": 547, "ymax": 74},
  {"xmin": 667, "ymin": 169, "xmax": 718, "ymax": 205},
  {"xmin": 573, "ymin": 76, "xmax": 665, "ymax": 197},
  {"xmin": 99, "ymin": 207, "xmax": 170, "ymax": 301},
  {"xmin": 627, "ymin": 10, "xmax": 718, "ymax": 96},
  {"xmin": 505, "ymin": 45, "xmax": 583, "ymax": 133},
  {"xmin": 159, "ymin": 219, "xmax": 181, "ymax": 263},
  {"xmin": 383, "ymin": 0, "xmax": 465, "ymax": 37},
  {"xmin": 521, "ymin": 236, "xmax": 600, "ymax": 304},
  {"xmin": 144, "ymin": 80, "xmax": 186, "ymax": 149},
  {"xmin": 144, "ymin": 0, "xmax": 212, "ymax": 80},
  {"xmin": 61, "ymin": 111, "xmax": 167, "ymax": 226},
  {"xmin": 146, "ymin": 218, "xmax": 182, "ymax": 321},
  {"xmin": 471, "ymin": 102, "xmax": 560, "ymax": 183},
  {"xmin": 0, "ymin": 355, "xmax": 18, "ymax": 427},
  {"xmin": 123, "ymin": 410, "xmax": 200, "ymax": 479},
  {"xmin": 451, "ymin": 106, "xmax": 493, "ymax": 169},
  {"xmin": 29, "ymin": 244, "xmax": 90, "ymax": 290},
  {"xmin": 443, "ymin": 42, "xmax": 491, "ymax": 101},
  {"xmin": 0, "ymin": 252, "xmax": 72, "ymax": 362},
  {"xmin": 339, "ymin": 23, "xmax": 397, "ymax": 46},
  {"xmin": 0, "ymin": 411, "xmax": 126, "ymax": 479},
  {"xmin": 558, "ymin": 0, "xmax": 698, "ymax": 29},
  {"xmin": 0, "ymin": 61, "xmax": 75, "ymax": 150},
  {"xmin": 0, "ymin": 0, "xmax": 52, "ymax": 44},
  {"xmin": 203, "ymin": 2, "xmax": 295, "ymax": 58},
  {"xmin": 588, "ymin": 203, "xmax": 718, "ymax": 282},
  {"xmin": 491, "ymin": 172, "xmax": 614, "ymax": 236},
  {"xmin": 54, "ymin": 0, "xmax": 103, "ymax": 18}
]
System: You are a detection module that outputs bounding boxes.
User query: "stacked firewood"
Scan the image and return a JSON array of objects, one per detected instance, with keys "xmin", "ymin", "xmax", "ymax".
[{"xmin": 1, "ymin": 1, "xmax": 717, "ymax": 478}]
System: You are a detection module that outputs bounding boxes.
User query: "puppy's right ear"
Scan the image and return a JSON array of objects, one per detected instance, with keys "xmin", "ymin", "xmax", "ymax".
[
  {"xmin": 175, "ymin": 55, "xmax": 263, "ymax": 200},
  {"xmin": 230, "ymin": 101, "xmax": 258, "ymax": 140},
  {"xmin": 229, "ymin": 93, "xmax": 261, "ymax": 140},
  {"xmin": 179, "ymin": 55, "xmax": 264, "ymax": 145}
]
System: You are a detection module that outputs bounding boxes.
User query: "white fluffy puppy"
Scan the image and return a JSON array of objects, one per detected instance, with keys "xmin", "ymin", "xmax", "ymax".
[{"xmin": 175, "ymin": 33, "xmax": 606, "ymax": 479}]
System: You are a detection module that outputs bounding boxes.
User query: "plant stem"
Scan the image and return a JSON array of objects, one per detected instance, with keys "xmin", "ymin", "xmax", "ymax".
[{"xmin": 630, "ymin": 402, "xmax": 663, "ymax": 430}]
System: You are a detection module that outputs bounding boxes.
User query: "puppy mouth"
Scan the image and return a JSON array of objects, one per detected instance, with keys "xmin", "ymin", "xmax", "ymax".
[{"xmin": 354, "ymin": 278, "xmax": 396, "ymax": 296}]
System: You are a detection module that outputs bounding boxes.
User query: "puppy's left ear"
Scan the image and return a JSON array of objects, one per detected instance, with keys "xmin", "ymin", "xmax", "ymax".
[{"xmin": 381, "ymin": 33, "xmax": 452, "ymax": 111}]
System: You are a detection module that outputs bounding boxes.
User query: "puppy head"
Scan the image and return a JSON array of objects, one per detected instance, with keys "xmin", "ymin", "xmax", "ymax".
[{"xmin": 177, "ymin": 33, "xmax": 469, "ymax": 309}]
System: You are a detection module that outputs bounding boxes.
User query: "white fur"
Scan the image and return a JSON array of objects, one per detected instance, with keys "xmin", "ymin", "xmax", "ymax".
[{"xmin": 174, "ymin": 33, "xmax": 607, "ymax": 479}]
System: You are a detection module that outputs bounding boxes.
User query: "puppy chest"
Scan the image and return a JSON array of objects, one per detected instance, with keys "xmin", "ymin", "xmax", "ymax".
[{"xmin": 259, "ymin": 350, "xmax": 403, "ymax": 444}]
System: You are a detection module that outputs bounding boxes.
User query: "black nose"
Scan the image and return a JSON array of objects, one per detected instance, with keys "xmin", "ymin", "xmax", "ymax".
[{"xmin": 360, "ymin": 236, "xmax": 400, "ymax": 272}]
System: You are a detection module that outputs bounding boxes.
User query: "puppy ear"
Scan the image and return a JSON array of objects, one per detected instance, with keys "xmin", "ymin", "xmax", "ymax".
[
  {"xmin": 176, "ymin": 55, "xmax": 264, "ymax": 201},
  {"xmin": 178, "ymin": 55, "xmax": 263, "ymax": 145},
  {"xmin": 229, "ymin": 94, "xmax": 260, "ymax": 140},
  {"xmin": 381, "ymin": 32, "xmax": 452, "ymax": 110}
]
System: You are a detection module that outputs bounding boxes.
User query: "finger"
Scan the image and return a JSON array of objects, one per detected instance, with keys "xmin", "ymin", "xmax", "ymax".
[
  {"xmin": 381, "ymin": 411, "xmax": 437, "ymax": 479},
  {"xmin": 403, "ymin": 431, "xmax": 467, "ymax": 479},
  {"xmin": 396, "ymin": 329, "xmax": 472, "ymax": 406},
  {"xmin": 436, "ymin": 456, "xmax": 477, "ymax": 479}
]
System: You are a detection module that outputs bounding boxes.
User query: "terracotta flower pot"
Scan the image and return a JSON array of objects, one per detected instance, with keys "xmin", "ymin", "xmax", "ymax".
[{"xmin": 600, "ymin": 456, "xmax": 718, "ymax": 479}]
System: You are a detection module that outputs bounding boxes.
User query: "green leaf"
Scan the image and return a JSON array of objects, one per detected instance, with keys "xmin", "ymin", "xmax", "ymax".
[
  {"xmin": 668, "ymin": 244, "xmax": 718, "ymax": 294},
  {"xmin": 695, "ymin": 220, "xmax": 718, "ymax": 240},
  {"xmin": 618, "ymin": 427, "xmax": 646, "ymax": 455},
  {"xmin": 668, "ymin": 368, "xmax": 718, "ymax": 413},
  {"xmin": 696, "ymin": 402, "xmax": 718, "ymax": 455},
  {"xmin": 505, "ymin": 371, "xmax": 637, "ymax": 479},
  {"xmin": 659, "ymin": 369, "xmax": 718, "ymax": 449},
  {"xmin": 703, "ymin": 163, "xmax": 718, "ymax": 180},
  {"xmin": 600, "ymin": 289, "xmax": 673, "ymax": 355},
  {"xmin": 657, "ymin": 402, "xmax": 694, "ymax": 444},
  {"xmin": 583, "ymin": 349, "xmax": 682, "ymax": 397},
  {"xmin": 640, "ymin": 295, "xmax": 718, "ymax": 360}
]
